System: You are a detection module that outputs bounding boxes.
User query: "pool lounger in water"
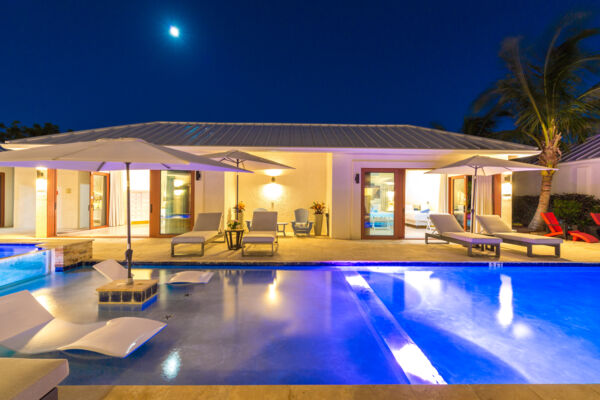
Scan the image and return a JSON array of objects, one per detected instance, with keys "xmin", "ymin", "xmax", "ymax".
[
  {"xmin": 0, "ymin": 290, "xmax": 166, "ymax": 358},
  {"xmin": 168, "ymin": 270, "xmax": 214, "ymax": 284},
  {"xmin": 93, "ymin": 259, "xmax": 131, "ymax": 281}
]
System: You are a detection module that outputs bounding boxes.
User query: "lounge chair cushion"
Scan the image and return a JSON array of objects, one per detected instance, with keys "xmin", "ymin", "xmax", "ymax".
[
  {"xmin": 243, "ymin": 231, "xmax": 277, "ymax": 244},
  {"xmin": 477, "ymin": 215, "xmax": 513, "ymax": 233},
  {"xmin": 443, "ymin": 232, "xmax": 502, "ymax": 244},
  {"xmin": 93, "ymin": 259, "xmax": 129, "ymax": 281},
  {"xmin": 193, "ymin": 212, "xmax": 222, "ymax": 231},
  {"xmin": 494, "ymin": 232, "xmax": 563, "ymax": 245},
  {"xmin": 0, "ymin": 358, "xmax": 69, "ymax": 400},
  {"xmin": 168, "ymin": 271, "xmax": 214, "ymax": 284},
  {"xmin": 429, "ymin": 213, "xmax": 465, "ymax": 234},
  {"xmin": 171, "ymin": 230, "xmax": 218, "ymax": 245}
]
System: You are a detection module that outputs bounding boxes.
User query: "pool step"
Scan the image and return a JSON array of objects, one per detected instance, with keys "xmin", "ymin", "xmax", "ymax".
[{"xmin": 342, "ymin": 271, "xmax": 446, "ymax": 385}]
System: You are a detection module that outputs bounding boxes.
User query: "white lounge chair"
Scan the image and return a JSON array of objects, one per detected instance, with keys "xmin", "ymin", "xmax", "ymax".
[
  {"xmin": 171, "ymin": 212, "xmax": 223, "ymax": 256},
  {"xmin": 168, "ymin": 270, "xmax": 214, "ymax": 284},
  {"xmin": 93, "ymin": 259, "xmax": 130, "ymax": 281},
  {"xmin": 0, "ymin": 358, "xmax": 69, "ymax": 400},
  {"xmin": 0, "ymin": 290, "xmax": 166, "ymax": 358},
  {"xmin": 477, "ymin": 214, "xmax": 562, "ymax": 257},
  {"xmin": 242, "ymin": 211, "xmax": 278, "ymax": 256},
  {"xmin": 245, "ymin": 208, "xmax": 268, "ymax": 230},
  {"xmin": 426, "ymin": 213, "xmax": 501, "ymax": 257}
]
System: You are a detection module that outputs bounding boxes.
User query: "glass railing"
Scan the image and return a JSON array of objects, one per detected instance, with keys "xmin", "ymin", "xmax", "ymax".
[{"xmin": 0, "ymin": 249, "xmax": 52, "ymax": 289}]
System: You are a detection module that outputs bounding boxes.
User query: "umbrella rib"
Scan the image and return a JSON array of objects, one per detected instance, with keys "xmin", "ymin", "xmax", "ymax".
[{"xmin": 96, "ymin": 161, "xmax": 106, "ymax": 172}]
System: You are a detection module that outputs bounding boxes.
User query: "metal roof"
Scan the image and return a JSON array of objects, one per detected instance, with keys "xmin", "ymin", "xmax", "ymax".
[
  {"xmin": 561, "ymin": 134, "xmax": 600, "ymax": 162},
  {"xmin": 6, "ymin": 121, "xmax": 537, "ymax": 151}
]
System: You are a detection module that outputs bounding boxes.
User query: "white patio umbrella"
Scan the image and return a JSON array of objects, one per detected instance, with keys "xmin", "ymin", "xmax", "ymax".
[
  {"xmin": 203, "ymin": 150, "xmax": 294, "ymax": 219},
  {"xmin": 0, "ymin": 138, "xmax": 249, "ymax": 282},
  {"xmin": 426, "ymin": 155, "xmax": 556, "ymax": 232}
]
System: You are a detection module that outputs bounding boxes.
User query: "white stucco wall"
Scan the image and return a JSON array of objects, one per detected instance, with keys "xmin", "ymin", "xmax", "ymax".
[
  {"xmin": 13, "ymin": 168, "xmax": 36, "ymax": 233},
  {"xmin": 513, "ymin": 159, "xmax": 600, "ymax": 198},
  {"xmin": 0, "ymin": 167, "xmax": 14, "ymax": 227},
  {"xmin": 57, "ymin": 170, "xmax": 80, "ymax": 231},
  {"xmin": 233, "ymin": 152, "xmax": 329, "ymax": 231}
]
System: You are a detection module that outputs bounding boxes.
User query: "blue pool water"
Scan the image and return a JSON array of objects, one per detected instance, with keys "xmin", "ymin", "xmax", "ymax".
[
  {"xmin": 0, "ymin": 264, "xmax": 599, "ymax": 385},
  {"xmin": 0, "ymin": 249, "xmax": 50, "ymax": 289},
  {"xmin": 0, "ymin": 243, "xmax": 39, "ymax": 258}
]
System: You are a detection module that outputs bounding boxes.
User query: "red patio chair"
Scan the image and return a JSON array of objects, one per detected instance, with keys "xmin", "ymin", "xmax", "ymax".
[
  {"xmin": 591, "ymin": 213, "xmax": 600, "ymax": 226},
  {"xmin": 541, "ymin": 212, "xmax": 599, "ymax": 243}
]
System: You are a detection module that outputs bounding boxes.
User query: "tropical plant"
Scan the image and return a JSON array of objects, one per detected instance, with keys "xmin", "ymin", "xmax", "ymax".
[
  {"xmin": 227, "ymin": 220, "xmax": 241, "ymax": 230},
  {"xmin": 233, "ymin": 201, "xmax": 245, "ymax": 213},
  {"xmin": 472, "ymin": 14, "xmax": 600, "ymax": 230},
  {"xmin": 0, "ymin": 121, "xmax": 64, "ymax": 142},
  {"xmin": 310, "ymin": 201, "xmax": 326, "ymax": 215}
]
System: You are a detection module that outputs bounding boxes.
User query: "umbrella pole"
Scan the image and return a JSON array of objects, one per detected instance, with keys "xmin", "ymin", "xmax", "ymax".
[
  {"xmin": 470, "ymin": 167, "xmax": 478, "ymax": 233},
  {"xmin": 125, "ymin": 162, "xmax": 133, "ymax": 284},
  {"xmin": 235, "ymin": 159, "xmax": 240, "ymax": 220}
]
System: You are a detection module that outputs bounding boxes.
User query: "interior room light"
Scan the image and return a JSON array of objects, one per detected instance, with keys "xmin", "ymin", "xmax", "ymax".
[
  {"xmin": 174, "ymin": 189, "xmax": 184, "ymax": 196},
  {"xmin": 173, "ymin": 179, "xmax": 185, "ymax": 188}
]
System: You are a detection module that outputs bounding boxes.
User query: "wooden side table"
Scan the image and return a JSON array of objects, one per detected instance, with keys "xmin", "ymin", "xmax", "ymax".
[{"xmin": 225, "ymin": 229, "xmax": 244, "ymax": 250}]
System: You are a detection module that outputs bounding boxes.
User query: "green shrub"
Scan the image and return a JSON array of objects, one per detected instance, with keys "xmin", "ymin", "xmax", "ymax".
[
  {"xmin": 512, "ymin": 193, "xmax": 600, "ymax": 227},
  {"xmin": 553, "ymin": 199, "xmax": 583, "ymax": 228}
]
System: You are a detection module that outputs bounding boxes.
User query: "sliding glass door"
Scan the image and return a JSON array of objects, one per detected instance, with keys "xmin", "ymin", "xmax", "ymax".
[
  {"xmin": 361, "ymin": 169, "xmax": 405, "ymax": 239},
  {"xmin": 149, "ymin": 170, "xmax": 195, "ymax": 237},
  {"xmin": 90, "ymin": 172, "xmax": 109, "ymax": 229},
  {"xmin": 449, "ymin": 175, "xmax": 470, "ymax": 231}
]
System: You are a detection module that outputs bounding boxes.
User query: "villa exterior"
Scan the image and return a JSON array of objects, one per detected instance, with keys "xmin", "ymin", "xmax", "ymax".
[
  {"xmin": 0, "ymin": 122, "xmax": 538, "ymax": 239},
  {"xmin": 514, "ymin": 133, "xmax": 600, "ymax": 198}
]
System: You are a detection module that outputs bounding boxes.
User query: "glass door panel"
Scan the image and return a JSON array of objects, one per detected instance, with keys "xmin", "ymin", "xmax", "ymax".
[
  {"xmin": 450, "ymin": 176, "xmax": 469, "ymax": 230},
  {"xmin": 160, "ymin": 171, "xmax": 192, "ymax": 235},
  {"xmin": 90, "ymin": 173, "xmax": 108, "ymax": 228},
  {"xmin": 363, "ymin": 172, "xmax": 395, "ymax": 237}
]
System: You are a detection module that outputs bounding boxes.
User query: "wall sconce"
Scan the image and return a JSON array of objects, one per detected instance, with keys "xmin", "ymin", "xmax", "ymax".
[
  {"xmin": 36, "ymin": 168, "xmax": 47, "ymax": 192},
  {"xmin": 263, "ymin": 182, "xmax": 283, "ymax": 200},
  {"xmin": 355, "ymin": 173, "xmax": 360, "ymax": 184},
  {"xmin": 501, "ymin": 174, "xmax": 512, "ymax": 198}
]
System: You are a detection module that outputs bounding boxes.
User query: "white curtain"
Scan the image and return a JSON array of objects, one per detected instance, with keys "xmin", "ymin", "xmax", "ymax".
[
  {"xmin": 438, "ymin": 174, "xmax": 448, "ymax": 213},
  {"xmin": 109, "ymin": 171, "xmax": 125, "ymax": 226},
  {"xmin": 474, "ymin": 175, "xmax": 493, "ymax": 233}
]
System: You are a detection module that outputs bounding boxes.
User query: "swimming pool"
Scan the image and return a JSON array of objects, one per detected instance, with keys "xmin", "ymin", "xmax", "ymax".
[
  {"xmin": 0, "ymin": 245, "xmax": 50, "ymax": 289},
  {"xmin": 0, "ymin": 264, "xmax": 598, "ymax": 385},
  {"xmin": 0, "ymin": 243, "xmax": 40, "ymax": 258}
]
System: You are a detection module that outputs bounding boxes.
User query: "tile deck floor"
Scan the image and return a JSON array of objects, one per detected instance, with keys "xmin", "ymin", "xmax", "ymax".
[{"xmin": 59, "ymin": 384, "xmax": 600, "ymax": 400}]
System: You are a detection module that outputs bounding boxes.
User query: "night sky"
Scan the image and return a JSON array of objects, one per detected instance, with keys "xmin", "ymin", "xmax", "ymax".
[{"xmin": 1, "ymin": 0, "xmax": 597, "ymax": 133}]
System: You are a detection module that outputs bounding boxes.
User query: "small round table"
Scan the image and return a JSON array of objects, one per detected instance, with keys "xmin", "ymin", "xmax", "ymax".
[{"xmin": 225, "ymin": 229, "xmax": 244, "ymax": 250}]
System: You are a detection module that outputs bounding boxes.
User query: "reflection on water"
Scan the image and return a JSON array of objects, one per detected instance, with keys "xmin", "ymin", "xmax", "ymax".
[
  {"xmin": 497, "ymin": 274, "xmax": 513, "ymax": 328},
  {"xmin": 161, "ymin": 349, "xmax": 181, "ymax": 380}
]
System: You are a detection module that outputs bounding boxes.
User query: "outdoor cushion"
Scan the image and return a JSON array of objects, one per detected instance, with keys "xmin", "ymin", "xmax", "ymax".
[
  {"xmin": 171, "ymin": 230, "xmax": 218, "ymax": 244},
  {"xmin": 429, "ymin": 213, "xmax": 464, "ymax": 234},
  {"xmin": 477, "ymin": 215, "xmax": 512, "ymax": 233},
  {"xmin": 494, "ymin": 232, "xmax": 563, "ymax": 245},
  {"xmin": 243, "ymin": 231, "xmax": 277, "ymax": 244},
  {"xmin": 0, "ymin": 358, "xmax": 69, "ymax": 400},
  {"xmin": 443, "ymin": 232, "xmax": 502, "ymax": 244},
  {"xmin": 93, "ymin": 259, "xmax": 129, "ymax": 281},
  {"xmin": 192, "ymin": 212, "xmax": 222, "ymax": 231}
]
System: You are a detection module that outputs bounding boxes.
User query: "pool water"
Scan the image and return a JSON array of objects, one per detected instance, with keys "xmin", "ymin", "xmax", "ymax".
[
  {"xmin": 0, "ymin": 243, "xmax": 39, "ymax": 258},
  {"xmin": 0, "ymin": 265, "xmax": 599, "ymax": 385}
]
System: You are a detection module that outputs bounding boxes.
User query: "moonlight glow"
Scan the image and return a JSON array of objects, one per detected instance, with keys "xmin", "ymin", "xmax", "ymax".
[{"xmin": 169, "ymin": 26, "xmax": 180, "ymax": 38}]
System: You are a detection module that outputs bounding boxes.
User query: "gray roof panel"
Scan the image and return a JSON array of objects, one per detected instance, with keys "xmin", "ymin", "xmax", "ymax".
[
  {"xmin": 561, "ymin": 134, "xmax": 600, "ymax": 162},
  {"xmin": 6, "ymin": 121, "xmax": 537, "ymax": 151}
]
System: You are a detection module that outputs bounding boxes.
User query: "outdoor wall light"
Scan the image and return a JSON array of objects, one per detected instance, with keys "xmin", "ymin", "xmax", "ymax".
[
  {"xmin": 263, "ymin": 182, "xmax": 283, "ymax": 200},
  {"xmin": 501, "ymin": 174, "xmax": 512, "ymax": 198},
  {"xmin": 36, "ymin": 168, "xmax": 47, "ymax": 192},
  {"xmin": 355, "ymin": 173, "xmax": 360, "ymax": 184},
  {"xmin": 264, "ymin": 169, "xmax": 282, "ymax": 177}
]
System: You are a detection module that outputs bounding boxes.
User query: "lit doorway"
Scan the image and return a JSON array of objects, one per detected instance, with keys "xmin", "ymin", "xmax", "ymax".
[{"xmin": 361, "ymin": 169, "xmax": 405, "ymax": 239}]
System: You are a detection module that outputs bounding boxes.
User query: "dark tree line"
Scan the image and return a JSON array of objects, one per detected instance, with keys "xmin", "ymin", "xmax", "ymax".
[{"xmin": 0, "ymin": 121, "xmax": 67, "ymax": 142}]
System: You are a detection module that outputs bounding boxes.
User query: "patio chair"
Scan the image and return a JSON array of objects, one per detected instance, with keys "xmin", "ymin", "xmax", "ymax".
[
  {"xmin": 591, "ymin": 213, "xmax": 600, "ymax": 238},
  {"xmin": 0, "ymin": 358, "xmax": 69, "ymax": 400},
  {"xmin": 291, "ymin": 208, "xmax": 313, "ymax": 236},
  {"xmin": 242, "ymin": 211, "xmax": 278, "ymax": 256},
  {"xmin": 245, "ymin": 208, "xmax": 268, "ymax": 230},
  {"xmin": 94, "ymin": 260, "xmax": 214, "ymax": 285},
  {"xmin": 171, "ymin": 212, "xmax": 223, "ymax": 256},
  {"xmin": 541, "ymin": 212, "xmax": 599, "ymax": 243},
  {"xmin": 0, "ymin": 290, "xmax": 166, "ymax": 358},
  {"xmin": 477, "ymin": 214, "xmax": 562, "ymax": 257},
  {"xmin": 425, "ymin": 213, "xmax": 501, "ymax": 257}
]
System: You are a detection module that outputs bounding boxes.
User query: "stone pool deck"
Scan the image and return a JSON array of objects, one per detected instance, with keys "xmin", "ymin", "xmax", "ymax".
[
  {"xmin": 90, "ymin": 235, "xmax": 600, "ymax": 264},
  {"xmin": 59, "ymin": 384, "xmax": 600, "ymax": 399}
]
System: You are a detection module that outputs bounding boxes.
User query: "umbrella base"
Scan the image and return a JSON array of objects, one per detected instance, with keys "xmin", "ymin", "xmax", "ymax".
[{"xmin": 96, "ymin": 279, "xmax": 158, "ymax": 309}]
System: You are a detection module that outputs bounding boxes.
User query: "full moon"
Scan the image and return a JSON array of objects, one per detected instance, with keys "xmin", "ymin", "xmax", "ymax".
[{"xmin": 169, "ymin": 26, "xmax": 180, "ymax": 38}]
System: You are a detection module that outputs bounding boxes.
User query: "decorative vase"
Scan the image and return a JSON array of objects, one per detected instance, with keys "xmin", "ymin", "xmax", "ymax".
[{"xmin": 314, "ymin": 214, "xmax": 323, "ymax": 236}]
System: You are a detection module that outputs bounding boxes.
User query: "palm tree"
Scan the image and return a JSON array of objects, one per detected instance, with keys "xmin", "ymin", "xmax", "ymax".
[{"xmin": 473, "ymin": 14, "xmax": 600, "ymax": 230}]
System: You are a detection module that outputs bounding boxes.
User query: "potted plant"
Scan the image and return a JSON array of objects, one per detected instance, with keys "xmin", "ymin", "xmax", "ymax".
[
  {"xmin": 227, "ymin": 220, "xmax": 241, "ymax": 230},
  {"xmin": 310, "ymin": 201, "xmax": 327, "ymax": 236},
  {"xmin": 233, "ymin": 201, "xmax": 246, "ymax": 229}
]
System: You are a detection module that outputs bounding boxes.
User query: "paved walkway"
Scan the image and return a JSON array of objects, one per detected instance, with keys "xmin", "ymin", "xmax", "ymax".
[
  {"xmin": 59, "ymin": 384, "xmax": 600, "ymax": 400},
  {"xmin": 90, "ymin": 235, "xmax": 600, "ymax": 264}
]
